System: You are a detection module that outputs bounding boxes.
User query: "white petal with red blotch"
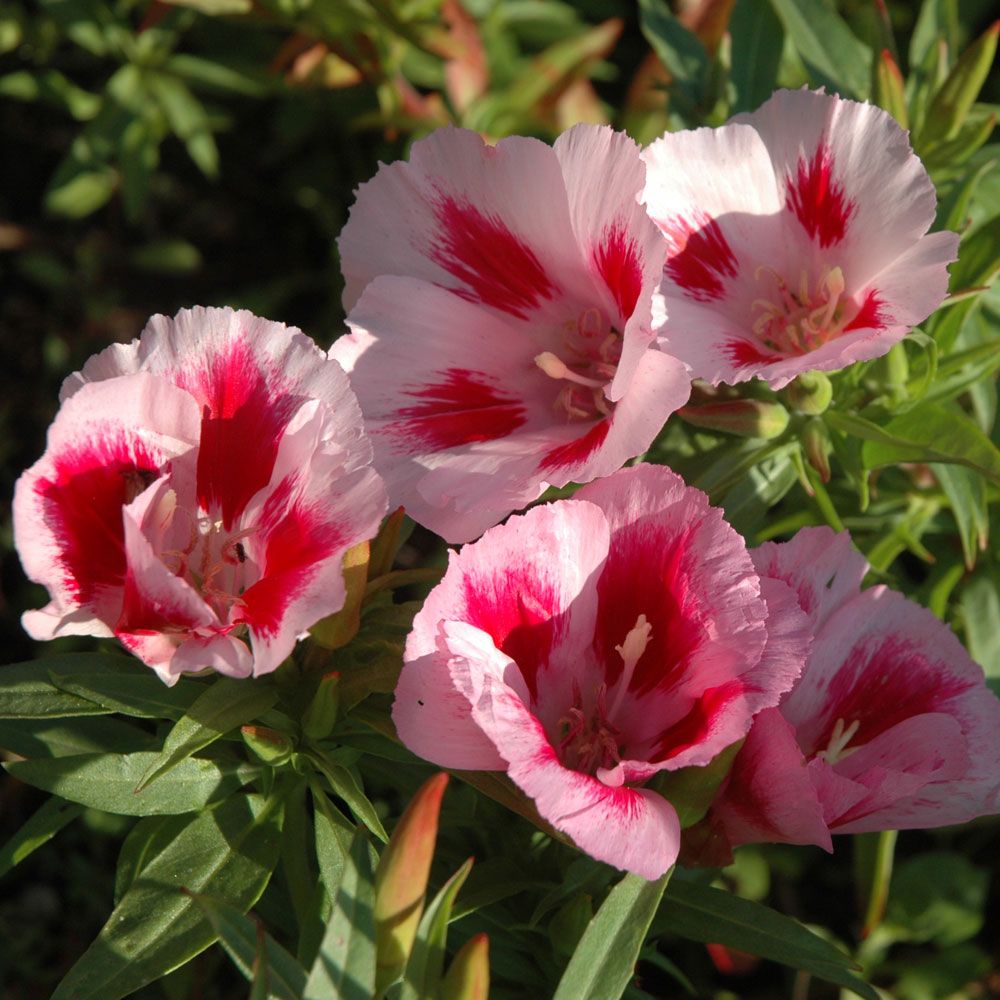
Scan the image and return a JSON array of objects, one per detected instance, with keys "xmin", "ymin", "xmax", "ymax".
[
  {"xmin": 338, "ymin": 127, "xmax": 587, "ymax": 320},
  {"xmin": 64, "ymin": 306, "xmax": 371, "ymax": 530},
  {"xmin": 752, "ymin": 526, "xmax": 868, "ymax": 634},
  {"xmin": 736, "ymin": 89, "xmax": 944, "ymax": 287},
  {"xmin": 574, "ymin": 465, "xmax": 769, "ymax": 764},
  {"xmin": 15, "ymin": 374, "xmax": 201, "ymax": 641},
  {"xmin": 335, "ymin": 276, "xmax": 575, "ymax": 542},
  {"xmin": 710, "ymin": 708, "xmax": 832, "ymax": 851},
  {"xmin": 553, "ymin": 124, "xmax": 667, "ymax": 395},
  {"xmin": 643, "ymin": 119, "xmax": 784, "ymax": 309},
  {"xmin": 238, "ymin": 400, "xmax": 388, "ymax": 676},
  {"xmin": 401, "ymin": 499, "xmax": 611, "ymax": 738},
  {"xmin": 443, "ymin": 635, "xmax": 679, "ymax": 878}
]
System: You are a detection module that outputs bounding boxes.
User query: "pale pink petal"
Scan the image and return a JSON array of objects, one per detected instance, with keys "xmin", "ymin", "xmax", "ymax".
[
  {"xmin": 459, "ymin": 663, "xmax": 680, "ymax": 879},
  {"xmin": 14, "ymin": 374, "xmax": 200, "ymax": 640},
  {"xmin": 710, "ymin": 708, "xmax": 832, "ymax": 851},
  {"xmin": 404, "ymin": 499, "xmax": 611, "ymax": 729},
  {"xmin": 752, "ymin": 526, "xmax": 868, "ymax": 634},
  {"xmin": 167, "ymin": 634, "xmax": 255, "ymax": 683}
]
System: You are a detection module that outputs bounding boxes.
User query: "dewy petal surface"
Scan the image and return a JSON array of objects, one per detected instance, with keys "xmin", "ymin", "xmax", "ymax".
[
  {"xmin": 394, "ymin": 464, "xmax": 801, "ymax": 878},
  {"xmin": 335, "ymin": 124, "xmax": 689, "ymax": 543},
  {"xmin": 16, "ymin": 306, "xmax": 387, "ymax": 682},
  {"xmin": 642, "ymin": 89, "xmax": 958, "ymax": 389}
]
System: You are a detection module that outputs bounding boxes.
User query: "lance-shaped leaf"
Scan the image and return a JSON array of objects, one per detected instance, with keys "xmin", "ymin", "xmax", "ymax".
[
  {"xmin": 138, "ymin": 677, "xmax": 278, "ymax": 791},
  {"xmin": 310, "ymin": 542, "xmax": 371, "ymax": 650},
  {"xmin": 553, "ymin": 870, "xmax": 671, "ymax": 1000},
  {"xmin": 374, "ymin": 772, "xmax": 450, "ymax": 993},
  {"xmin": 655, "ymin": 879, "xmax": 878, "ymax": 999},
  {"xmin": 0, "ymin": 715, "xmax": 155, "ymax": 758},
  {"xmin": 307, "ymin": 750, "xmax": 388, "ymax": 842},
  {"xmin": 0, "ymin": 654, "xmax": 140, "ymax": 718},
  {"xmin": 190, "ymin": 892, "xmax": 307, "ymax": 1000},
  {"xmin": 441, "ymin": 933, "xmax": 490, "ymax": 1000},
  {"xmin": 728, "ymin": 0, "xmax": 783, "ymax": 113},
  {"xmin": 400, "ymin": 857, "xmax": 474, "ymax": 1000},
  {"xmin": 304, "ymin": 826, "xmax": 377, "ymax": 1000},
  {"xmin": 919, "ymin": 21, "xmax": 999, "ymax": 147},
  {"xmin": 51, "ymin": 792, "xmax": 284, "ymax": 1000},
  {"xmin": 6, "ymin": 751, "xmax": 260, "ymax": 816},
  {"xmin": 0, "ymin": 796, "xmax": 83, "ymax": 879}
]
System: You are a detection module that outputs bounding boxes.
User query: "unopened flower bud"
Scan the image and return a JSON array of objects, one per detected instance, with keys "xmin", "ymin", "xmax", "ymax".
[
  {"xmin": 801, "ymin": 418, "xmax": 832, "ymax": 482},
  {"xmin": 240, "ymin": 725, "xmax": 294, "ymax": 766},
  {"xmin": 783, "ymin": 371, "xmax": 833, "ymax": 415},
  {"xmin": 678, "ymin": 399, "xmax": 790, "ymax": 439}
]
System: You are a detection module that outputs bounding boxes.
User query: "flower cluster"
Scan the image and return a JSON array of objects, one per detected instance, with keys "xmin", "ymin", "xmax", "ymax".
[{"xmin": 14, "ymin": 89, "xmax": 998, "ymax": 878}]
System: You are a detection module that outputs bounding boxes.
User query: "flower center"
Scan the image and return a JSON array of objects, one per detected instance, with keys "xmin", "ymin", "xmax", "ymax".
[
  {"xmin": 555, "ymin": 614, "xmax": 652, "ymax": 776},
  {"xmin": 535, "ymin": 308, "xmax": 622, "ymax": 422},
  {"xmin": 751, "ymin": 266, "xmax": 847, "ymax": 355},
  {"xmin": 813, "ymin": 717, "xmax": 861, "ymax": 765}
]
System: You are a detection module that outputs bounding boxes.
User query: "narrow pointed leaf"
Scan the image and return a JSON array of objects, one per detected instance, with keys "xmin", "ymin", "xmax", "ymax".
[
  {"xmin": 729, "ymin": 0, "xmax": 784, "ymax": 113},
  {"xmin": 138, "ymin": 677, "xmax": 277, "ymax": 791},
  {"xmin": 0, "ymin": 796, "xmax": 83, "ymax": 878},
  {"xmin": 51, "ymin": 793, "xmax": 284, "ymax": 1000},
  {"xmin": 655, "ymin": 880, "xmax": 878, "ymax": 999},
  {"xmin": 190, "ymin": 892, "xmax": 307, "ymax": 1000},
  {"xmin": 553, "ymin": 870, "xmax": 670, "ymax": 1000},
  {"xmin": 400, "ymin": 858, "xmax": 474, "ymax": 1000},
  {"xmin": 0, "ymin": 715, "xmax": 155, "ymax": 758},
  {"xmin": 307, "ymin": 750, "xmax": 388, "ymax": 842},
  {"xmin": 0, "ymin": 655, "xmax": 139, "ymax": 718},
  {"xmin": 6, "ymin": 751, "xmax": 260, "ymax": 816},
  {"xmin": 304, "ymin": 827, "xmax": 377, "ymax": 1000}
]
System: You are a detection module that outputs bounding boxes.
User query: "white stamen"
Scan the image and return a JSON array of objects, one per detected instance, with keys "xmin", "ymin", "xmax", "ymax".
[
  {"xmin": 815, "ymin": 717, "xmax": 861, "ymax": 765},
  {"xmin": 535, "ymin": 351, "xmax": 605, "ymax": 389},
  {"xmin": 607, "ymin": 613, "xmax": 652, "ymax": 717}
]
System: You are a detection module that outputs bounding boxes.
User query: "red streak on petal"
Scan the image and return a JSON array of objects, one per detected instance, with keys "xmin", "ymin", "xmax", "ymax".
[
  {"xmin": 37, "ymin": 433, "xmax": 161, "ymax": 605},
  {"xmin": 724, "ymin": 339, "xmax": 784, "ymax": 367},
  {"xmin": 786, "ymin": 144, "xmax": 855, "ymax": 248},
  {"xmin": 815, "ymin": 635, "xmax": 971, "ymax": 753},
  {"xmin": 662, "ymin": 212, "xmax": 738, "ymax": 303},
  {"xmin": 117, "ymin": 569, "xmax": 205, "ymax": 635},
  {"xmin": 652, "ymin": 680, "xmax": 744, "ymax": 761},
  {"xmin": 239, "ymin": 475, "xmax": 345, "ymax": 637},
  {"xmin": 842, "ymin": 288, "xmax": 888, "ymax": 332},
  {"xmin": 538, "ymin": 420, "xmax": 610, "ymax": 472},
  {"xmin": 593, "ymin": 223, "xmax": 643, "ymax": 320},
  {"xmin": 394, "ymin": 368, "xmax": 526, "ymax": 451},
  {"xmin": 593, "ymin": 524, "xmax": 704, "ymax": 696},
  {"xmin": 431, "ymin": 196, "xmax": 556, "ymax": 319},
  {"xmin": 179, "ymin": 334, "xmax": 299, "ymax": 529}
]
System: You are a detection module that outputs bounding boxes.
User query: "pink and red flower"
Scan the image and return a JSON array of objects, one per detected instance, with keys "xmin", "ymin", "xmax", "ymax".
[
  {"xmin": 391, "ymin": 464, "xmax": 809, "ymax": 878},
  {"xmin": 696, "ymin": 527, "xmax": 1000, "ymax": 858},
  {"xmin": 15, "ymin": 306, "xmax": 387, "ymax": 684},
  {"xmin": 642, "ymin": 89, "xmax": 959, "ymax": 389},
  {"xmin": 332, "ymin": 125, "xmax": 691, "ymax": 543}
]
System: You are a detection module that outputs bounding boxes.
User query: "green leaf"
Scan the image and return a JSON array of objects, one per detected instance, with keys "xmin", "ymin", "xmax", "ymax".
[
  {"xmin": 148, "ymin": 72, "xmax": 219, "ymax": 178},
  {"xmin": 0, "ymin": 715, "xmax": 155, "ymax": 758},
  {"xmin": 553, "ymin": 870, "xmax": 671, "ymax": 1000},
  {"xmin": 307, "ymin": 750, "xmax": 388, "ymax": 842},
  {"xmin": 959, "ymin": 569, "xmax": 1000, "ymax": 681},
  {"xmin": 825, "ymin": 404, "xmax": 1000, "ymax": 486},
  {"xmin": 159, "ymin": 0, "xmax": 251, "ymax": 14},
  {"xmin": 939, "ymin": 156, "xmax": 996, "ymax": 232},
  {"xmin": 6, "ymin": 751, "xmax": 260, "ymax": 816},
  {"xmin": 49, "ymin": 656, "xmax": 205, "ymax": 719},
  {"xmin": 0, "ymin": 654, "xmax": 130, "ymax": 718},
  {"xmin": 114, "ymin": 815, "xmax": 191, "ymax": 904},
  {"xmin": 637, "ymin": 0, "xmax": 709, "ymax": 115},
  {"xmin": 190, "ymin": 893, "xmax": 307, "ymax": 1000},
  {"xmin": 729, "ymin": 0, "xmax": 784, "ymax": 113},
  {"xmin": 655, "ymin": 879, "xmax": 878, "ymax": 999},
  {"xmin": 918, "ymin": 22, "xmax": 999, "ymax": 147},
  {"xmin": 312, "ymin": 781, "xmax": 355, "ymax": 906},
  {"xmin": 304, "ymin": 827, "xmax": 377, "ymax": 1000},
  {"xmin": 909, "ymin": 0, "xmax": 958, "ymax": 72},
  {"xmin": 45, "ymin": 165, "xmax": 116, "ymax": 217},
  {"xmin": 933, "ymin": 463, "xmax": 988, "ymax": 568},
  {"xmin": 400, "ymin": 858, "xmax": 474, "ymax": 1000},
  {"xmin": 167, "ymin": 53, "xmax": 269, "ymax": 96},
  {"xmin": 0, "ymin": 796, "xmax": 84, "ymax": 879},
  {"xmin": 138, "ymin": 676, "xmax": 277, "ymax": 791},
  {"xmin": 52, "ymin": 792, "xmax": 284, "ymax": 1000},
  {"xmin": 767, "ymin": 0, "xmax": 871, "ymax": 98},
  {"xmin": 0, "ymin": 68, "xmax": 100, "ymax": 119}
]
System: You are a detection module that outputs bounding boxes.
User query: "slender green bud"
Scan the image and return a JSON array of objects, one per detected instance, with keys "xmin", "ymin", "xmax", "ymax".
[
  {"xmin": 678, "ymin": 399, "xmax": 789, "ymax": 438},
  {"xmin": 441, "ymin": 933, "xmax": 491, "ymax": 1000},
  {"xmin": 302, "ymin": 671, "xmax": 341, "ymax": 741}
]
